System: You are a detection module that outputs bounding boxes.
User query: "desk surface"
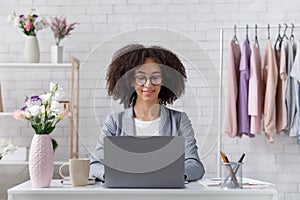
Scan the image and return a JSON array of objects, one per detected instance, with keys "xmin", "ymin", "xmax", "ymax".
[{"xmin": 8, "ymin": 179, "xmax": 278, "ymax": 200}]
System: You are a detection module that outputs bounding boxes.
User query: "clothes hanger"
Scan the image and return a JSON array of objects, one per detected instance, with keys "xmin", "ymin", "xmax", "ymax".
[
  {"xmin": 232, "ymin": 24, "xmax": 239, "ymax": 44},
  {"xmin": 255, "ymin": 24, "xmax": 259, "ymax": 48},
  {"xmin": 246, "ymin": 24, "xmax": 249, "ymax": 43},
  {"xmin": 274, "ymin": 24, "xmax": 282, "ymax": 51},
  {"xmin": 267, "ymin": 24, "xmax": 270, "ymax": 39},
  {"xmin": 290, "ymin": 23, "xmax": 295, "ymax": 41},
  {"xmin": 282, "ymin": 23, "xmax": 289, "ymax": 39}
]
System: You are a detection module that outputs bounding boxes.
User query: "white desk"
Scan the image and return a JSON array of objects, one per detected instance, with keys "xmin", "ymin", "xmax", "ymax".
[{"xmin": 8, "ymin": 180, "xmax": 278, "ymax": 200}]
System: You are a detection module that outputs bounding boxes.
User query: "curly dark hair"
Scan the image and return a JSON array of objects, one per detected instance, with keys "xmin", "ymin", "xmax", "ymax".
[{"xmin": 106, "ymin": 44, "xmax": 187, "ymax": 108}]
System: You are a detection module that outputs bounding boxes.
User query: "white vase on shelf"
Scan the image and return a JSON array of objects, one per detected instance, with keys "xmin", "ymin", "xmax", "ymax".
[
  {"xmin": 51, "ymin": 45, "xmax": 63, "ymax": 63},
  {"xmin": 24, "ymin": 36, "xmax": 40, "ymax": 63}
]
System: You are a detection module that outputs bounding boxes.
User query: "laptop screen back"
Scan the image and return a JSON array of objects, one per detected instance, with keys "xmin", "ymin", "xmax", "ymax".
[{"xmin": 104, "ymin": 136, "xmax": 185, "ymax": 188}]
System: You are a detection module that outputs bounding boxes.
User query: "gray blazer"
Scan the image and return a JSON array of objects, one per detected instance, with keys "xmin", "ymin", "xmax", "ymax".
[{"xmin": 90, "ymin": 105, "xmax": 205, "ymax": 181}]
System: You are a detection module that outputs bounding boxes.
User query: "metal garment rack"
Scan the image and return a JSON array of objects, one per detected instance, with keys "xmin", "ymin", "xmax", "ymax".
[{"xmin": 217, "ymin": 24, "xmax": 298, "ymax": 177}]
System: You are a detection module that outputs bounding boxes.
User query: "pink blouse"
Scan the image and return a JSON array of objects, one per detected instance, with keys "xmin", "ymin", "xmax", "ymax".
[
  {"xmin": 224, "ymin": 40, "xmax": 241, "ymax": 137},
  {"xmin": 248, "ymin": 43, "xmax": 262, "ymax": 134}
]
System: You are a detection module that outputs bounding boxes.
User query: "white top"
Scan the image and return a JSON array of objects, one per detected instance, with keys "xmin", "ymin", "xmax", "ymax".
[{"xmin": 134, "ymin": 117, "xmax": 161, "ymax": 136}]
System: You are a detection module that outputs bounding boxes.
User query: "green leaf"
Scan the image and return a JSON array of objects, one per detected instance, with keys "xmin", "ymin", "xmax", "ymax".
[
  {"xmin": 31, "ymin": 124, "xmax": 39, "ymax": 134},
  {"xmin": 48, "ymin": 115, "xmax": 55, "ymax": 120},
  {"xmin": 44, "ymin": 126, "xmax": 55, "ymax": 134},
  {"xmin": 35, "ymin": 117, "xmax": 41, "ymax": 123},
  {"xmin": 51, "ymin": 138, "xmax": 58, "ymax": 151},
  {"xmin": 44, "ymin": 121, "xmax": 53, "ymax": 130}
]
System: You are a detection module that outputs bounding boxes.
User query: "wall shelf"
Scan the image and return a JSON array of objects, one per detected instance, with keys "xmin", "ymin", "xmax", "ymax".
[
  {"xmin": 0, "ymin": 161, "xmax": 66, "ymax": 165},
  {"xmin": 0, "ymin": 63, "xmax": 72, "ymax": 69},
  {"xmin": 0, "ymin": 57, "xmax": 80, "ymax": 159},
  {"xmin": 0, "ymin": 112, "xmax": 13, "ymax": 116}
]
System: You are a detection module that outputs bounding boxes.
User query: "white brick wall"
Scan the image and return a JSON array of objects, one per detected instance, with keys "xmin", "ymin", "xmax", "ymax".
[{"xmin": 1, "ymin": 0, "xmax": 300, "ymax": 199}]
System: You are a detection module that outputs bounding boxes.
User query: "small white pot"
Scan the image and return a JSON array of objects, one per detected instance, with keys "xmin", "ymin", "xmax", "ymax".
[{"xmin": 51, "ymin": 45, "xmax": 63, "ymax": 63}]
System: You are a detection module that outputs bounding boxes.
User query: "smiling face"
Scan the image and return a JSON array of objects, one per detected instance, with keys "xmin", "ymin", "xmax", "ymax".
[{"xmin": 133, "ymin": 58, "xmax": 162, "ymax": 106}]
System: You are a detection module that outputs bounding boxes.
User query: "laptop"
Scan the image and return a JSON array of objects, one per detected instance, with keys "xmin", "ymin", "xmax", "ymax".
[{"xmin": 104, "ymin": 136, "xmax": 185, "ymax": 188}]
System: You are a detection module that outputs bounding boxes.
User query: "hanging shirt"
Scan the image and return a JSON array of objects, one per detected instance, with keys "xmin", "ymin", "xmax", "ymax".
[
  {"xmin": 298, "ymin": 87, "xmax": 300, "ymax": 144},
  {"xmin": 238, "ymin": 39, "xmax": 251, "ymax": 136},
  {"xmin": 248, "ymin": 42, "xmax": 262, "ymax": 135},
  {"xmin": 289, "ymin": 40, "xmax": 300, "ymax": 137},
  {"xmin": 263, "ymin": 39, "xmax": 278, "ymax": 143},
  {"xmin": 224, "ymin": 39, "xmax": 241, "ymax": 137},
  {"xmin": 286, "ymin": 40, "xmax": 298, "ymax": 137},
  {"xmin": 275, "ymin": 39, "xmax": 288, "ymax": 134},
  {"xmin": 293, "ymin": 39, "xmax": 300, "ymax": 143}
]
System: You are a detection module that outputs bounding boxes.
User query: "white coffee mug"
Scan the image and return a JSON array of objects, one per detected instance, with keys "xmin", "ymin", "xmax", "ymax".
[{"xmin": 59, "ymin": 158, "xmax": 90, "ymax": 186}]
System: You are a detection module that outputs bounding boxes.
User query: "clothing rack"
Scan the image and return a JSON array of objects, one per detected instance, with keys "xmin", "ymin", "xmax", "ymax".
[
  {"xmin": 220, "ymin": 24, "xmax": 300, "ymax": 30},
  {"xmin": 221, "ymin": 24, "xmax": 299, "ymax": 40},
  {"xmin": 217, "ymin": 24, "xmax": 298, "ymax": 177}
]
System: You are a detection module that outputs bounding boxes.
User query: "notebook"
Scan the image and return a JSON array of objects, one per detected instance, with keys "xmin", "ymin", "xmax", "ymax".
[{"xmin": 104, "ymin": 136, "xmax": 185, "ymax": 188}]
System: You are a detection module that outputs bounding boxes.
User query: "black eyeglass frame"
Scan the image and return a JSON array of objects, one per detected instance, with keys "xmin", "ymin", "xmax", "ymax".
[{"xmin": 134, "ymin": 75, "xmax": 162, "ymax": 86}]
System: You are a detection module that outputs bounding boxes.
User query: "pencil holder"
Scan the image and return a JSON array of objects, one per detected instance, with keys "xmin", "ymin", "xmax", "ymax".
[{"xmin": 221, "ymin": 162, "xmax": 242, "ymax": 189}]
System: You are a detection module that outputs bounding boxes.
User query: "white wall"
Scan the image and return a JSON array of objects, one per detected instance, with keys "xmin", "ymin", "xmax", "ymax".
[{"xmin": 1, "ymin": 0, "xmax": 300, "ymax": 199}]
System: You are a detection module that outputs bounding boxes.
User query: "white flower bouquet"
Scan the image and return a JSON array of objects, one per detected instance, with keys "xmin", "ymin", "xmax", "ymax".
[
  {"xmin": 13, "ymin": 82, "xmax": 70, "ymax": 150},
  {"xmin": 0, "ymin": 139, "xmax": 18, "ymax": 160},
  {"xmin": 7, "ymin": 8, "xmax": 48, "ymax": 36}
]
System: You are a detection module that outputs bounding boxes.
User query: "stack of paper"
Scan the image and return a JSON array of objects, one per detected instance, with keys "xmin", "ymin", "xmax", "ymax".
[{"xmin": 198, "ymin": 177, "xmax": 274, "ymax": 188}]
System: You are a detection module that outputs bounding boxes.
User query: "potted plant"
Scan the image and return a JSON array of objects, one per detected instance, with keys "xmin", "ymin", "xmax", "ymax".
[
  {"xmin": 13, "ymin": 82, "xmax": 70, "ymax": 188},
  {"xmin": 49, "ymin": 16, "xmax": 77, "ymax": 63},
  {"xmin": 7, "ymin": 8, "xmax": 48, "ymax": 63}
]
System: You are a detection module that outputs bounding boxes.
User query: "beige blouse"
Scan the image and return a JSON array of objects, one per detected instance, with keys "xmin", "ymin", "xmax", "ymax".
[
  {"xmin": 224, "ymin": 40, "xmax": 241, "ymax": 137},
  {"xmin": 263, "ymin": 40, "xmax": 278, "ymax": 143}
]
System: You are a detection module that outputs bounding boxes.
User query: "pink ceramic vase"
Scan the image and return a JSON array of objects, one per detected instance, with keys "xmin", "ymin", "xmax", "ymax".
[{"xmin": 29, "ymin": 134, "xmax": 54, "ymax": 188}]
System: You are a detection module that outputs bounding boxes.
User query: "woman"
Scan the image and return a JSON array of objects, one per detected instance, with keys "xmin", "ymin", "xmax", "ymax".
[{"xmin": 90, "ymin": 44, "xmax": 205, "ymax": 182}]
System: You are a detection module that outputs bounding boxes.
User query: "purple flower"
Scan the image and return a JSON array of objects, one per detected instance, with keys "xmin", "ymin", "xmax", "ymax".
[
  {"xmin": 30, "ymin": 95, "xmax": 41, "ymax": 101},
  {"xmin": 25, "ymin": 96, "xmax": 42, "ymax": 106},
  {"xmin": 21, "ymin": 106, "xmax": 27, "ymax": 111},
  {"xmin": 30, "ymin": 96, "xmax": 42, "ymax": 104}
]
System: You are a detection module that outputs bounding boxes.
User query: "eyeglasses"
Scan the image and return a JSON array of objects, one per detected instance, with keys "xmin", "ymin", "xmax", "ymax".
[{"xmin": 134, "ymin": 75, "xmax": 162, "ymax": 86}]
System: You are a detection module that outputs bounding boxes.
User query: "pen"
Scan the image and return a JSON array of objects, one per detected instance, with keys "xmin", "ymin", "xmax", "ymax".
[
  {"xmin": 220, "ymin": 151, "xmax": 229, "ymax": 163},
  {"xmin": 237, "ymin": 153, "xmax": 245, "ymax": 164},
  {"xmin": 220, "ymin": 151, "xmax": 239, "ymax": 187},
  {"xmin": 233, "ymin": 152, "xmax": 245, "ymax": 174}
]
